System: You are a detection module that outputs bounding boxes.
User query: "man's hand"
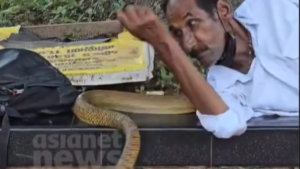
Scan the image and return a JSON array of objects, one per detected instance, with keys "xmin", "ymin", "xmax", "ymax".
[
  {"xmin": 117, "ymin": 5, "xmax": 228, "ymax": 116},
  {"xmin": 116, "ymin": 5, "xmax": 171, "ymax": 49}
]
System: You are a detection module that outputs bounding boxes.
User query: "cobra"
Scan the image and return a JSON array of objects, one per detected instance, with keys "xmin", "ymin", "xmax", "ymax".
[{"xmin": 73, "ymin": 90, "xmax": 195, "ymax": 168}]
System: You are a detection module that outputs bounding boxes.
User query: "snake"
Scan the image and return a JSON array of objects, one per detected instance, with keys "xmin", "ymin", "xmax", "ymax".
[{"xmin": 73, "ymin": 90, "xmax": 195, "ymax": 169}]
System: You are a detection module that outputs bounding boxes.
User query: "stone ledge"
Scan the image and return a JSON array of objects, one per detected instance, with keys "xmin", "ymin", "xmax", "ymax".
[{"xmin": 1, "ymin": 112, "xmax": 299, "ymax": 167}]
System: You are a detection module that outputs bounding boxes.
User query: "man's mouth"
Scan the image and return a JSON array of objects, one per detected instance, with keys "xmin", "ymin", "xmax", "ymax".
[
  {"xmin": 190, "ymin": 50, "xmax": 209, "ymax": 60},
  {"xmin": 199, "ymin": 50, "xmax": 209, "ymax": 58},
  {"xmin": 190, "ymin": 45, "xmax": 209, "ymax": 59}
]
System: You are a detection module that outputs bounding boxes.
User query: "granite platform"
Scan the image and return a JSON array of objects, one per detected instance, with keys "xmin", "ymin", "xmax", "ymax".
[{"xmin": 0, "ymin": 111, "xmax": 299, "ymax": 168}]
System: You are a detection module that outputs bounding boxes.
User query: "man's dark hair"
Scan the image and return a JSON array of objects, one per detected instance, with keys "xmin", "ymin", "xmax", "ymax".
[{"xmin": 162, "ymin": 0, "xmax": 219, "ymax": 16}]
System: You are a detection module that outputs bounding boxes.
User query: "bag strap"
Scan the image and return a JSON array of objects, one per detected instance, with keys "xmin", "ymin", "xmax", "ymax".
[{"xmin": 0, "ymin": 105, "xmax": 10, "ymax": 169}]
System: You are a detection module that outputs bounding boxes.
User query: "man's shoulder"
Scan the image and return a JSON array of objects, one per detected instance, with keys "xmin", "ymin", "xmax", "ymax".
[
  {"xmin": 235, "ymin": 0, "xmax": 298, "ymax": 23},
  {"xmin": 235, "ymin": 0, "xmax": 299, "ymax": 91},
  {"xmin": 237, "ymin": 0, "xmax": 298, "ymax": 9},
  {"xmin": 234, "ymin": 0, "xmax": 298, "ymax": 39}
]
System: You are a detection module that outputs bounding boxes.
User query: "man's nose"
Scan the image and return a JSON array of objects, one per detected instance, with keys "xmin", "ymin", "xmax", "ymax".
[{"xmin": 181, "ymin": 30, "xmax": 196, "ymax": 53}]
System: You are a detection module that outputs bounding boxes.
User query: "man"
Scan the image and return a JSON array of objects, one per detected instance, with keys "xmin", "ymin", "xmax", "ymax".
[{"xmin": 116, "ymin": 0, "xmax": 299, "ymax": 138}]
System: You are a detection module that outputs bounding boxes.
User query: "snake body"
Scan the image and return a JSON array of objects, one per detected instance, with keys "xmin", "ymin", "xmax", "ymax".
[{"xmin": 73, "ymin": 90, "xmax": 195, "ymax": 168}]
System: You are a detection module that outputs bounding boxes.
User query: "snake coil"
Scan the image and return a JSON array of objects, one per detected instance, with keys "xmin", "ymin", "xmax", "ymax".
[{"xmin": 73, "ymin": 90, "xmax": 195, "ymax": 168}]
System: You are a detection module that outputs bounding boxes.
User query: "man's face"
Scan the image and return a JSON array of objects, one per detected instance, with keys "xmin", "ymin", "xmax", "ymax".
[{"xmin": 167, "ymin": 0, "xmax": 226, "ymax": 68}]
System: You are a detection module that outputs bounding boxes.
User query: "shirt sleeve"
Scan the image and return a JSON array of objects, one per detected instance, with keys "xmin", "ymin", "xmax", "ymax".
[
  {"xmin": 196, "ymin": 89, "xmax": 255, "ymax": 139},
  {"xmin": 196, "ymin": 65, "xmax": 255, "ymax": 139},
  {"xmin": 281, "ymin": 0, "xmax": 299, "ymax": 61},
  {"xmin": 267, "ymin": 0, "xmax": 299, "ymax": 61}
]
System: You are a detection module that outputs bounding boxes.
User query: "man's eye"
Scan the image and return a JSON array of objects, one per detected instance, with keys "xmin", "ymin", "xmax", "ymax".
[{"xmin": 188, "ymin": 20, "xmax": 199, "ymax": 29}]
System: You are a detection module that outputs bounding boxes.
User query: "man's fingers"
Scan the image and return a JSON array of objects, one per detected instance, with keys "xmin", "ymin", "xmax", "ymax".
[
  {"xmin": 117, "ymin": 5, "xmax": 159, "ymax": 41},
  {"xmin": 144, "ymin": 8, "xmax": 153, "ymax": 16},
  {"xmin": 117, "ymin": 11, "xmax": 129, "ymax": 25},
  {"xmin": 135, "ymin": 6, "xmax": 147, "ymax": 18},
  {"xmin": 123, "ymin": 5, "xmax": 140, "ymax": 23}
]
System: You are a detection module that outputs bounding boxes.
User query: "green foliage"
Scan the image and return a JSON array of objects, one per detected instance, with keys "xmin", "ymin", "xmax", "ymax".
[
  {"xmin": 0, "ymin": 0, "xmax": 126, "ymax": 26},
  {"xmin": 0, "ymin": 0, "xmax": 208, "ymax": 94}
]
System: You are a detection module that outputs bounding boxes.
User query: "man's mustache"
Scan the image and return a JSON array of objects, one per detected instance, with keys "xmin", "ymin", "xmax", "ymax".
[{"xmin": 189, "ymin": 49, "xmax": 201, "ymax": 58}]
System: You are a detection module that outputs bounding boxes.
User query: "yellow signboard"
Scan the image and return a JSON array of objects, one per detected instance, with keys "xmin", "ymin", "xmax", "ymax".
[
  {"xmin": 32, "ymin": 40, "xmax": 147, "ymax": 76},
  {"xmin": 0, "ymin": 26, "xmax": 154, "ymax": 85},
  {"xmin": 0, "ymin": 26, "xmax": 21, "ymax": 41}
]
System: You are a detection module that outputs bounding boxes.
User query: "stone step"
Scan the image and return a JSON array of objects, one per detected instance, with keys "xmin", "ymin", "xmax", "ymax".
[
  {"xmin": 5, "ymin": 167, "xmax": 299, "ymax": 169},
  {"xmin": 1, "ymin": 112, "xmax": 299, "ymax": 168}
]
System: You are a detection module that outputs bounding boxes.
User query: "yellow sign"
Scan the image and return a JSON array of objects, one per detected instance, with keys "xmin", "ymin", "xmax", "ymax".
[
  {"xmin": 0, "ymin": 28, "xmax": 149, "ymax": 77},
  {"xmin": 0, "ymin": 26, "xmax": 21, "ymax": 41},
  {"xmin": 32, "ymin": 40, "xmax": 147, "ymax": 76}
]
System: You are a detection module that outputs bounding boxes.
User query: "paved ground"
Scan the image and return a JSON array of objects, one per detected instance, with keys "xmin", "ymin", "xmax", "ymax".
[
  {"xmin": 8, "ymin": 167, "xmax": 299, "ymax": 169},
  {"xmin": 141, "ymin": 167, "xmax": 298, "ymax": 169}
]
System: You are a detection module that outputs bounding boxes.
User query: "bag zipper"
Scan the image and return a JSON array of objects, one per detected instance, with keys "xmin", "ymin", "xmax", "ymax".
[{"xmin": 0, "ymin": 86, "xmax": 23, "ymax": 96}]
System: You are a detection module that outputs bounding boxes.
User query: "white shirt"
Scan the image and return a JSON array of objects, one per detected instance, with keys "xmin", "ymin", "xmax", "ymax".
[{"xmin": 196, "ymin": 0, "xmax": 299, "ymax": 139}]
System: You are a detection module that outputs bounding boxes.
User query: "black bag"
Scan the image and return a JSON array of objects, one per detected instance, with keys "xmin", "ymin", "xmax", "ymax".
[{"xmin": 0, "ymin": 48, "xmax": 79, "ymax": 169}]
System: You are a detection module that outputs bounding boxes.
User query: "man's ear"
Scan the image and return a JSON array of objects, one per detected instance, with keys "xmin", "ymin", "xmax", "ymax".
[{"xmin": 216, "ymin": 0, "xmax": 234, "ymax": 33}]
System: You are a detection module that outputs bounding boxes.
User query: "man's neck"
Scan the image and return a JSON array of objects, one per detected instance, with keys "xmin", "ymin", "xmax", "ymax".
[{"xmin": 230, "ymin": 18, "xmax": 254, "ymax": 74}]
